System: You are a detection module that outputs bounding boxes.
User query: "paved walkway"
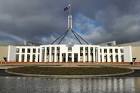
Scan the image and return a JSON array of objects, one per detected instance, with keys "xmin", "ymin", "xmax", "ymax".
[{"xmin": 0, "ymin": 62, "xmax": 140, "ymax": 69}]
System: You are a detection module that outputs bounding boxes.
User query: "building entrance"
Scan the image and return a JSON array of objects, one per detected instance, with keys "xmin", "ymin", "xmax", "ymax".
[
  {"xmin": 74, "ymin": 53, "xmax": 78, "ymax": 62},
  {"xmin": 62, "ymin": 53, "xmax": 66, "ymax": 62},
  {"xmin": 68, "ymin": 53, "xmax": 72, "ymax": 62}
]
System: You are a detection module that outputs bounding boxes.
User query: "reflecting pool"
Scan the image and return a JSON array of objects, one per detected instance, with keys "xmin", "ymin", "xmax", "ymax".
[{"xmin": 0, "ymin": 77, "xmax": 140, "ymax": 93}]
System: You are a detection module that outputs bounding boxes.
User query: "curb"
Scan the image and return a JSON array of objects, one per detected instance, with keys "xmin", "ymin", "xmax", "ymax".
[{"xmin": 5, "ymin": 69, "xmax": 134, "ymax": 78}]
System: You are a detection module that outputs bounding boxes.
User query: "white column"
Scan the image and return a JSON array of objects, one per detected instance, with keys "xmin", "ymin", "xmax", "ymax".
[
  {"xmin": 35, "ymin": 50, "xmax": 38, "ymax": 62},
  {"xmin": 49, "ymin": 47, "xmax": 52, "ymax": 62},
  {"xmin": 83, "ymin": 47, "xmax": 85, "ymax": 62},
  {"xmin": 93, "ymin": 47, "xmax": 96, "ymax": 62},
  {"xmin": 66, "ymin": 53, "xmax": 68, "ymax": 62},
  {"xmin": 118, "ymin": 48, "xmax": 121, "ymax": 62},
  {"xmin": 54, "ymin": 47, "xmax": 57, "ymax": 62},
  {"xmin": 72, "ymin": 53, "xmax": 74, "ymax": 62},
  {"xmin": 39, "ymin": 47, "xmax": 42, "ymax": 62},
  {"xmin": 107, "ymin": 48, "xmax": 110, "ymax": 62},
  {"xmin": 19, "ymin": 54, "xmax": 22, "ymax": 62},
  {"xmin": 102, "ymin": 49, "xmax": 104, "ymax": 62},
  {"xmin": 60, "ymin": 53, "xmax": 62, "ymax": 62},
  {"xmin": 113, "ymin": 48, "xmax": 116, "ymax": 62},
  {"xmin": 44, "ymin": 47, "xmax": 47, "ymax": 62},
  {"xmin": 30, "ymin": 48, "xmax": 33, "ymax": 62},
  {"xmin": 78, "ymin": 53, "xmax": 80, "ymax": 62},
  {"xmin": 88, "ymin": 47, "xmax": 91, "ymax": 62},
  {"xmin": 7, "ymin": 45, "xmax": 11, "ymax": 62},
  {"xmin": 97, "ymin": 48, "xmax": 100, "ymax": 62},
  {"xmin": 24, "ymin": 48, "xmax": 27, "ymax": 62}
]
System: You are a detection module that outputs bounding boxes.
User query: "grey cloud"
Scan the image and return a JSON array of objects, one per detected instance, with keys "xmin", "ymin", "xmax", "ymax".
[{"xmin": 0, "ymin": 0, "xmax": 139, "ymax": 44}]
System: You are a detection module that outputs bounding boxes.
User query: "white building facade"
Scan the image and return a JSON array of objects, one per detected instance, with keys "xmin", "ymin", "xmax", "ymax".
[{"xmin": 7, "ymin": 44, "xmax": 132, "ymax": 63}]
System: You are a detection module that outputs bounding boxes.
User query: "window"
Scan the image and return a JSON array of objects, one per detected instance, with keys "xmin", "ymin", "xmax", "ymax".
[
  {"xmin": 90, "ymin": 47, "xmax": 93, "ymax": 53},
  {"xmin": 33, "ymin": 55, "xmax": 35, "ymax": 62},
  {"xmin": 100, "ymin": 55, "xmax": 102, "ymax": 62},
  {"xmin": 33, "ymin": 48, "xmax": 36, "ymax": 53},
  {"xmin": 27, "ymin": 49, "xmax": 30, "ymax": 53},
  {"xmin": 27, "ymin": 54, "xmax": 30, "ymax": 62},
  {"xmin": 109, "ymin": 49, "xmax": 112, "ymax": 53},
  {"xmin": 52, "ymin": 47, "xmax": 55, "ymax": 53},
  {"xmin": 22, "ymin": 49, "xmax": 25, "ymax": 53},
  {"xmin": 16, "ymin": 54, "xmax": 19, "ymax": 62},
  {"xmin": 85, "ymin": 47, "xmax": 88, "ymax": 53},
  {"xmin": 68, "ymin": 47, "xmax": 72, "ymax": 52},
  {"xmin": 100, "ymin": 49, "xmax": 102, "ymax": 53},
  {"xmin": 80, "ymin": 47, "xmax": 83, "ymax": 52},
  {"xmin": 110, "ymin": 55, "xmax": 113, "ymax": 62},
  {"xmin": 16, "ymin": 48, "xmax": 19, "ymax": 53},
  {"xmin": 21, "ymin": 54, "xmax": 24, "ymax": 62},
  {"xmin": 47, "ymin": 47, "xmax": 49, "ymax": 53},
  {"xmin": 115, "ymin": 49, "xmax": 118, "ymax": 53},
  {"xmin": 104, "ymin": 55, "xmax": 107, "ymax": 62},
  {"xmin": 104, "ymin": 49, "xmax": 107, "ymax": 53},
  {"xmin": 121, "ymin": 55, "xmax": 124, "ymax": 62},
  {"xmin": 120, "ymin": 49, "xmax": 124, "ymax": 53},
  {"xmin": 115, "ymin": 55, "xmax": 118, "ymax": 62},
  {"xmin": 38, "ymin": 49, "xmax": 40, "ymax": 53},
  {"xmin": 57, "ymin": 47, "xmax": 60, "ymax": 52}
]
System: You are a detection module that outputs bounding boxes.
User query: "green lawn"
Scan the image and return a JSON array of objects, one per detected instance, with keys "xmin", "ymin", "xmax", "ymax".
[{"xmin": 7, "ymin": 66, "xmax": 132, "ymax": 75}]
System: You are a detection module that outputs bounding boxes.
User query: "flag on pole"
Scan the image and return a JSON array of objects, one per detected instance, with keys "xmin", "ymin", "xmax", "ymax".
[
  {"xmin": 64, "ymin": 6, "xmax": 69, "ymax": 11},
  {"xmin": 64, "ymin": 4, "xmax": 71, "ymax": 11}
]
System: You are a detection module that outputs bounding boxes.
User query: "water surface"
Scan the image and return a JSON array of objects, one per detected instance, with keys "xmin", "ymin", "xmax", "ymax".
[{"xmin": 0, "ymin": 77, "xmax": 139, "ymax": 93}]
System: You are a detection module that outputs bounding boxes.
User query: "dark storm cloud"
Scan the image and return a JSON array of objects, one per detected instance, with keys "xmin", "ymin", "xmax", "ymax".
[{"xmin": 0, "ymin": 0, "xmax": 140, "ymax": 44}]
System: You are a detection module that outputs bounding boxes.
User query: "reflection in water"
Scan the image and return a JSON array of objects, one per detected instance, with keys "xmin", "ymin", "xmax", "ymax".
[{"xmin": 0, "ymin": 77, "xmax": 139, "ymax": 93}]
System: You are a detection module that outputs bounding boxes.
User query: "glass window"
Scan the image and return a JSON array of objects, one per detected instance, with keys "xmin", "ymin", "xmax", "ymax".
[
  {"xmin": 33, "ymin": 48, "xmax": 36, "ymax": 53},
  {"xmin": 47, "ymin": 47, "xmax": 49, "ymax": 53},
  {"xmin": 120, "ymin": 49, "xmax": 124, "ymax": 53},
  {"xmin": 68, "ymin": 47, "xmax": 72, "ymax": 52},
  {"xmin": 57, "ymin": 47, "xmax": 60, "ymax": 52},
  {"xmin": 109, "ymin": 49, "xmax": 112, "ymax": 53},
  {"xmin": 38, "ymin": 49, "xmax": 40, "ymax": 53},
  {"xmin": 27, "ymin": 49, "xmax": 30, "ymax": 53},
  {"xmin": 104, "ymin": 49, "xmax": 107, "ymax": 53},
  {"xmin": 33, "ymin": 55, "xmax": 35, "ymax": 62},
  {"xmin": 115, "ymin": 49, "xmax": 118, "ymax": 53},
  {"xmin": 21, "ymin": 54, "xmax": 24, "ymax": 62},
  {"xmin": 16, "ymin": 48, "xmax": 19, "ymax": 53},
  {"xmin": 16, "ymin": 54, "xmax": 19, "ymax": 62},
  {"xmin": 100, "ymin": 49, "xmax": 102, "ymax": 53},
  {"xmin": 22, "ymin": 49, "xmax": 25, "ymax": 53},
  {"xmin": 27, "ymin": 54, "xmax": 30, "ymax": 62},
  {"xmin": 121, "ymin": 55, "xmax": 124, "ymax": 62},
  {"xmin": 85, "ymin": 47, "xmax": 88, "ymax": 52},
  {"xmin": 115, "ymin": 55, "xmax": 118, "ymax": 62}
]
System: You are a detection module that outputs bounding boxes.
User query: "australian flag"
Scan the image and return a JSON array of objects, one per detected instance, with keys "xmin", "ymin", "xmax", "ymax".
[{"xmin": 64, "ymin": 6, "xmax": 69, "ymax": 11}]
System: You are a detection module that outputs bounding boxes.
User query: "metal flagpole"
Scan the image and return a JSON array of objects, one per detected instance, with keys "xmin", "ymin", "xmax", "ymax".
[{"xmin": 51, "ymin": 2, "xmax": 89, "ymax": 44}]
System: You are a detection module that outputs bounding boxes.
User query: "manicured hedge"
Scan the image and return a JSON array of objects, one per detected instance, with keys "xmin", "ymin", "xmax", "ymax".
[{"xmin": 7, "ymin": 66, "xmax": 132, "ymax": 75}]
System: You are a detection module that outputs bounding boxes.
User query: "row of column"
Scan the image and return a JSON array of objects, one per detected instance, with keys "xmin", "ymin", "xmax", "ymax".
[
  {"xmin": 16, "ymin": 48, "xmax": 40, "ymax": 62},
  {"xmin": 39, "ymin": 46, "xmax": 99, "ymax": 62},
  {"xmin": 15, "ymin": 46, "xmax": 124, "ymax": 62},
  {"xmin": 99, "ymin": 48, "xmax": 124, "ymax": 62}
]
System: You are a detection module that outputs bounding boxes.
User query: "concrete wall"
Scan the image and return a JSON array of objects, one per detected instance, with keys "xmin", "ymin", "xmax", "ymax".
[
  {"xmin": 123, "ymin": 46, "xmax": 132, "ymax": 62},
  {"xmin": 0, "ymin": 46, "xmax": 8, "ymax": 61},
  {"xmin": 132, "ymin": 46, "xmax": 140, "ymax": 62},
  {"xmin": 8, "ymin": 45, "xmax": 16, "ymax": 62}
]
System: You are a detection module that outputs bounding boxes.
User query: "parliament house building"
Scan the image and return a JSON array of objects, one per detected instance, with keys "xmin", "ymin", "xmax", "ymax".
[{"xmin": 7, "ymin": 44, "xmax": 132, "ymax": 63}]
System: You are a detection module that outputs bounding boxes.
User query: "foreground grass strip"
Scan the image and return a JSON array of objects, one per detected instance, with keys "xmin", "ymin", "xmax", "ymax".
[{"xmin": 7, "ymin": 66, "xmax": 132, "ymax": 75}]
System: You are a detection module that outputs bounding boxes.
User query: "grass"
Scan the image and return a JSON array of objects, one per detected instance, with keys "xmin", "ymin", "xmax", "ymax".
[{"xmin": 7, "ymin": 66, "xmax": 132, "ymax": 75}]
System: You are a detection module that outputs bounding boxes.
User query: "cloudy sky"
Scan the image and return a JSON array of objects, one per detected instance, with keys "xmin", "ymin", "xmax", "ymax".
[{"xmin": 0, "ymin": 0, "xmax": 140, "ymax": 44}]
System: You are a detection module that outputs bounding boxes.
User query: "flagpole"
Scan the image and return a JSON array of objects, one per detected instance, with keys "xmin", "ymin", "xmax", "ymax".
[{"xmin": 68, "ymin": 4, "xmax": 72, "ymax": 30}]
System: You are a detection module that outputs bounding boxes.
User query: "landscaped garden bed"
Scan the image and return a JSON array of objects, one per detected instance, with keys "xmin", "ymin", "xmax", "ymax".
[{"xmin": 7, "ymin": 66, "xmax": 133, "ymax": 75}]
